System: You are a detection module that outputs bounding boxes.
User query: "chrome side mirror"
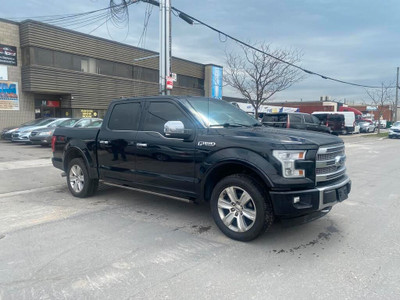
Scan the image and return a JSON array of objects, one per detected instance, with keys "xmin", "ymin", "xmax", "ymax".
[
  {"xmin": 164, "ymin": 121, "xmax": 192, "ymax": 139},
  {"xmin": 164, "ymin": 121, "xmax": 185, "ymax": 135}
]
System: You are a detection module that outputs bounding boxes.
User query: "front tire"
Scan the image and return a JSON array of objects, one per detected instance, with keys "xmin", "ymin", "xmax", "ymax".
[
  {"xmin": 210, "ymin": 174, "xmax": 274, "ymax": 241},
  {"xmin": 67, "ymin": 158, "xmax": 98, "ymax": 198}
]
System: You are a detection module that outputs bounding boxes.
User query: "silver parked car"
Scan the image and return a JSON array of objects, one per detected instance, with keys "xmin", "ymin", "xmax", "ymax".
[
  {"xmin": 30, "ymin": 118, "xmax": 81, "ymax": 146},
  {"xmin": 389, "ymin": 121, "xmax": 400, "ymax": 139},
  {"xmin": 12, "ymin": 118, "xmax": 70, "ymax": 143},
  {"xmin": 357, "ymin": 120, "xmax": 376, "ymax": 133}
]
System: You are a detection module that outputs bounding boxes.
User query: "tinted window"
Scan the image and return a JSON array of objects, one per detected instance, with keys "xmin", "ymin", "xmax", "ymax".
[
  {"xmin": 303, "ymin": 114, "xmax": 313, "ymax": 123},
  {"xmin": 312, "ymin": 115, "xmax": 321, "ymax": 124},
  {"xmin": 177, "ymin": 75, "xmax": 204, "ymax": 89},
  {"xmin": 289, "ymin": 114, "xmax": 302, "ymax": 123},
  {"xmin": 108, "ymin": 103, "xmax": 141, "ymax": 130},
  {"xmin": 97, "ymin": 60, "xmax": 114, "ymax": 76},
  {"xmin": 115, "ymin": 63, "xmax": 133, "ymax": 79},
  {"xmin": 143, "ymin": 102, "xmax": 192, "ymax": 134},
  {"xmin": 262, "ymin": 114, "xmax": 287, "ymax": 123},
  {"xmin": 34, "ymin": 48, "xmax": 53, "ymax": 66},
  {"xmin": 133, "ymin": 66, "xmax": 158, "ymax": 83},
  {"xmin": 54, "ymin": 52, "xmax": 73, "ymax": 70}
]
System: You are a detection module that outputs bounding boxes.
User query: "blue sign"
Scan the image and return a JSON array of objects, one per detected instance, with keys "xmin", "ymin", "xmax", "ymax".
[{"xmin": 211, "ymin": 66, "xmax": 223, "ymax": 99}]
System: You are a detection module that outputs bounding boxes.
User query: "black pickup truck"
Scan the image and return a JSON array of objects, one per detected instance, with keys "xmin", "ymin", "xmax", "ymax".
[{"xmin": 52, "ymin": 96, "xmax": 351, "ymax": 241}]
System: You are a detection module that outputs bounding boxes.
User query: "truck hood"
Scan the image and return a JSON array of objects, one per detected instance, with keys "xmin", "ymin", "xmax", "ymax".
[{"xmin": 211, "ymin": 126, "xmax": 343, "ymax": 148}]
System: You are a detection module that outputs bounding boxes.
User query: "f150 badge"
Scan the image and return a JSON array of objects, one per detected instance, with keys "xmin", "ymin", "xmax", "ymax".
[{"xmin": 198, "ymin": 141, "xmax": 216, "ymax": 147}]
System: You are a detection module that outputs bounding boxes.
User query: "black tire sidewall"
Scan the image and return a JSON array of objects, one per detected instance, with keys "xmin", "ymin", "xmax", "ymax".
[
  {"xmin": 210, "ymin": 175, "xmax": 270, "ymax": 241},
  {"xmin": 67, "ymin": 158, "xmax": 91, "ymax": 198}
]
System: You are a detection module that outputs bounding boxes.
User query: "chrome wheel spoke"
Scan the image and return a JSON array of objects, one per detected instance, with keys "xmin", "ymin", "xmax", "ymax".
[
  {"xmin": 242, "ymin": 208, "xmax": 256, "ymax": 221},
  {"xmin": 225, "ymin": 187, "xmax": 238, "ymax": 202},
  {"xmin": 238, "ymin": 191, "xmax": 251, "ymax": 206},
  {"xmin": 218, "ymin": 198, "xmax": 233, "ymax": 210},
  {"xmin": 222, "ymin": 212, "xmax": 235, "ymax": 227},
  {"xmin": 237, "ymin": 215, "xmax": 247, "ymax": 232}
]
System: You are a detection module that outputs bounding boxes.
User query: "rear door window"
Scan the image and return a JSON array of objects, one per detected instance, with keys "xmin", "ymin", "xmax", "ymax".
[
  {"xmin": 108, "ymin": 102, "xmax": 141, "ymax": 130},
  {"xmin": 303, "ymin": 114, "xmax": 314, "ymax": 124},
  {"xmin": 289, "ymin": 114, "xmax": 302, "ymax": 124}
]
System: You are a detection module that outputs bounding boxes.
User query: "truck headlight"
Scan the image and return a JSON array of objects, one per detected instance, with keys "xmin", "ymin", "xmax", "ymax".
[{"xmin": 273, "ymin": 150, "xmax": 306, "ymax": 178}]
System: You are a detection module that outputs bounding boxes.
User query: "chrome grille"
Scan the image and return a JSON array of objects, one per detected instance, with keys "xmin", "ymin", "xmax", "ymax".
[{"xmin": 316, "ymin": 144, "xmax": 346, "ymax": 183}]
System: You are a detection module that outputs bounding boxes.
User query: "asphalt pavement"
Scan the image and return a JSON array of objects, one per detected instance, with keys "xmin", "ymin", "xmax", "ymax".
[{"xmin": 0, "ymin": 135, "xmax": 399, "ymax": 299}]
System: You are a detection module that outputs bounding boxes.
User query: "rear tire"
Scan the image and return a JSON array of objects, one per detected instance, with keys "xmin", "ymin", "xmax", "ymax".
[
  {"xmin": 210, "ymin": 174, "xmax": 274, "ymax": 241},
  {"xmin": 67, "ymin": 158, "xmax": 98, "ymax": 198}
]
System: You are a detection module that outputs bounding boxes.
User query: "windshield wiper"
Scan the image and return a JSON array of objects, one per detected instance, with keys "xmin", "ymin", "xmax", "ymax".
[{"xmin": 252, "ymin": 123, "xmax": 262, "ymax": 127}]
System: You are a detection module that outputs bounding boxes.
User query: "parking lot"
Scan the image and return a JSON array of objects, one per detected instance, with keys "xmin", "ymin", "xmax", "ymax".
[{"xmin": 0, "ymin": 135, "xmax": 399, "ymax": 299}]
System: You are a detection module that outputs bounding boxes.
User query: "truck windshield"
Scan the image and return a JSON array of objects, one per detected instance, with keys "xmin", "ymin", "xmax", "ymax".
[{"xmin": 185, "ymin": 98, "xmax": 260, "ymax": 127}]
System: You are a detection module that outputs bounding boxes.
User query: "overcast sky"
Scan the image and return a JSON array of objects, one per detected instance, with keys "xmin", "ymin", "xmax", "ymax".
[{"xmin": 3, "ymin": 0, "xmax": 400, "ymax": 104}]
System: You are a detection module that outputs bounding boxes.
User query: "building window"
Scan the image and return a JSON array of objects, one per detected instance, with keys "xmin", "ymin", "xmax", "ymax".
[
  {"xmin": 114, "ymin": 62, "xmax": 133, "ymax": 79},
  {"xmin": 33, "ymin": 48, "xmax": 53, "ymax": 66},
  {"xmin": 133, "ymin": 66, "xmax": 158, "ymax": 83},
  {"xmin": 97, "ymin": 59, "xmax": 114, "ymax": 76},
  {"xmin": 21, "ymin": 47, "xmax": 30, "ymax": 65},
  {"xmin": 54, "ymin": 52, "xmax": 73, "ymax": 70},
  {"xmin": 177, "ymin": 74, "xmax": 204, "ymax": 89}
]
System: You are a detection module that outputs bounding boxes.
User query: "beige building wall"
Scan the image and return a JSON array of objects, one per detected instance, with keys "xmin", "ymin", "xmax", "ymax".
[{"xmin": 0, "ymin": 19, "xmax": 34, "ymax": 130}]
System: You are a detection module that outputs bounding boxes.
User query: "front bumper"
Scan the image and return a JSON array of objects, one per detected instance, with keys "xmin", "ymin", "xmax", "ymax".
[
  {"xmin": 269, "ymin": 176, "xmax": 351, "ymax": 218},
  {"xmin": 30, "ymin": 135, "xmax": 51, "ymax": 144},
  {"xmin": 389, "ymin": 131, "xmax": 400, "ymax": 138},
  {"xmin": 11, "ymin": 134, "xmax": 31, "ymax": 143}
]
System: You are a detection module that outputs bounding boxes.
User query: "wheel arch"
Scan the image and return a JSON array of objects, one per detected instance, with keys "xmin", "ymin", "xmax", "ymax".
[
  {"xmin": 63, "ymin": 145, "xmax": 98, "ymax": 179},
  {"xmin": 201, "ymin": 159, "xmax": 274, "ymax": 203}
]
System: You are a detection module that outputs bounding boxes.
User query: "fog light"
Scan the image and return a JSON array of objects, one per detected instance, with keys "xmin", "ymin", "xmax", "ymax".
[{"xmin": 293, "ymin": 196, "xmax": 300, "ymax": 204}]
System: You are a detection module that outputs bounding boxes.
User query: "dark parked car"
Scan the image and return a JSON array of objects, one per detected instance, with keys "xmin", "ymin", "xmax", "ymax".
[
  {"xmin": 52, "ymin": 96, "xmax": 351, "ymax": 241},
  {"xmin": 312, "ymin": 113, "xmax": 346, "ymax": 135},
  {"xmin": 262, "ymin": 112, "xmax": 331, "ymax": 134}
]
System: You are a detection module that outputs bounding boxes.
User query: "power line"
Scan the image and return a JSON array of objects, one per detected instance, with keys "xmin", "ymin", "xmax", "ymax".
[{"xmin": 170, "ymin": 6, "xmax": 395, "ymax": 89}]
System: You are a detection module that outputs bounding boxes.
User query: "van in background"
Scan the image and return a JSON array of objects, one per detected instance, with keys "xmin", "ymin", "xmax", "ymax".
[{"xmin": 312, "ymin": 112, "xmax": 346, "ymax": 135}]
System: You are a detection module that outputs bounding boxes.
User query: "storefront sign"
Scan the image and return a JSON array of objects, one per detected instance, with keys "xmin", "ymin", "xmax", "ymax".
[
  {"xmin": 46, "ymin": 100, "xmax": 60, "ymax": 107},
  {"xmin": 211, "ymin": 66, "xmax": 223, "ymax": 100},
  {"xmin": 0, "ymin": 44, "xmax": 17, "ymax": 66},
  {"xmin": 81, "ymin": 109, "xmax": 98, "ymax": 118},
  {"xmin": 0, "ymin": 80, "xmax": 19, "ymax": 110}
]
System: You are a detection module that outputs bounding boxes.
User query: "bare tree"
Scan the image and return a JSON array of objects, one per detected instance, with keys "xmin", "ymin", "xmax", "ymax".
[
  {"xmin": 365, "ymin": 83, "xmax": 393, "ymax": 134},
  {"xmin": 224, "ymin": 42, "xmax": 304, "ymax": 116}
]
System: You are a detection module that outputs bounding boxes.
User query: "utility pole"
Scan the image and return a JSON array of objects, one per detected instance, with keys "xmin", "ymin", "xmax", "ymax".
[
  {"xmin": 158, "ymin": 0, "xmax": 171, "ymax": 95},
  {"xmin": 395, "ymin": 67, "xmax": 399, "ymax": 122}
]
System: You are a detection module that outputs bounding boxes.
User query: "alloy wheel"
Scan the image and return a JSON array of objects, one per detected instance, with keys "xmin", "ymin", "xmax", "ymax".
[
  {"xmin": 217, "ymin": 186, "xmax": 257, "ymax": 232},
  {"xmin": 69, "ymin": 165, "xmax": 85, "ymax": 193}
]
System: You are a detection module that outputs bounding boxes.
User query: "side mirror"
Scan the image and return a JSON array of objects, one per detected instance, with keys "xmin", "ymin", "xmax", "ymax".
[{"xmin": 164, "ymin": 121, "xmax": 192, "ymax": 139}]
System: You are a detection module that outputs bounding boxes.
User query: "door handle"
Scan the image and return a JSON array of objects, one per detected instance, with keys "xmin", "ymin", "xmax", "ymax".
[
  {"xmin": 99, "ymin": 140, "xmax": 110, "ymax": 145},
  {"xmin": 136, "ymin": 143, "xmax": 148, "ymax": 148}
]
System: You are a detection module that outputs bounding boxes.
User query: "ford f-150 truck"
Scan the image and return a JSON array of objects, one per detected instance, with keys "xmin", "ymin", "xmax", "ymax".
[{"xmin": 52, "ymin": 96, "xmax": 351, "ymax": 241}]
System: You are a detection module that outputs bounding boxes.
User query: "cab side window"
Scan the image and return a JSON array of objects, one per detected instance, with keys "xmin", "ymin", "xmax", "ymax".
[
  {"xmin": 108, "ymin": 102, "xmax": 141, "ymax": 130},
  {"xmin": 289, "ymin": 114, "xmax": 302, "ymax": 124},
  {"xmin": 142, "ymin": 101, "xmax": 192, "ymax": 134},
  {"xmin": 303, "ymin": 114, "xmax": 314, "ymax": 124}
]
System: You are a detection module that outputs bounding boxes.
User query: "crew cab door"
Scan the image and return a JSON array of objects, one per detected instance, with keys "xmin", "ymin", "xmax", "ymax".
[
  {"xmin": 97, "ymin": 101, "xmax": 142, "ymax": 184},
  {"xmin": 134, "ymin": 100, "xmax": 196, "ymax": 198}
]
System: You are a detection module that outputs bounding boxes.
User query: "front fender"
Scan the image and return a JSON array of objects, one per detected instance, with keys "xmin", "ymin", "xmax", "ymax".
[{"xmin": 199, "ymin": 147, "xmax": 278, "ymax": 189}]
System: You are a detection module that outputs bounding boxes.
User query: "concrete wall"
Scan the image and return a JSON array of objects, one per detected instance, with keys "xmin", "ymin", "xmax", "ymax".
[{"xmin": 0, "ymin": 19, "xmax": 34, "ymax": 130}]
